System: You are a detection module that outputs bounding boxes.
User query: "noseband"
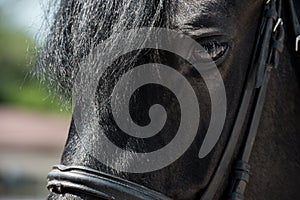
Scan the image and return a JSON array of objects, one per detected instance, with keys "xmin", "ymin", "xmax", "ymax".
[
  {"xmin": 47, "ymin": 0, "xmax": 299, "ymax": 199},
  {"xmin": 47, "ymin": 165, "xmax": 171, "ymax": 200}
]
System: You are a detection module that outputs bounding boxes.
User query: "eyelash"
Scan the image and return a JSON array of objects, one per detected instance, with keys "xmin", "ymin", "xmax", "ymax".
[
  {"xmin": 201, "ymin": 41, "xmax": 228, "ymax": 62},
  {"xmin": 190, "ymin": 36, "xmax": 230, "ymax": 65}
]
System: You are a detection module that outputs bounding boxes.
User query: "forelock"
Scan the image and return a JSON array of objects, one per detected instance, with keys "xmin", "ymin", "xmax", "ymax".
[{"xmin": 36, "ymin": 0, "xmax": 174, "ymax": 98}]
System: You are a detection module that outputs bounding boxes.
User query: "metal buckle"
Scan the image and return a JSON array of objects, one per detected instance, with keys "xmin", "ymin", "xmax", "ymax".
[
  {"xmin": 296, "ymin": 35, "xmax": 300, "ymax": 52},
  {"xmin": 273, "ymin": 18, "xmax": 283, "ymax": 32}
]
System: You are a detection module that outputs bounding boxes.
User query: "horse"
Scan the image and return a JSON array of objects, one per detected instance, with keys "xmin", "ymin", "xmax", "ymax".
[{"xmin": 37, "ymin": 0, "xmax": 300, "ymax": 199}]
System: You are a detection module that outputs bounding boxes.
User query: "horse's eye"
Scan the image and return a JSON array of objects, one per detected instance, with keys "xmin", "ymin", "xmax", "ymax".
[
  {"xmin": 191, "ymin": 42, "xmax": 229, "ymax": 64},
  {"xmin": 204, "ymin": 42, "xmax": 228, "ymax": 61}
]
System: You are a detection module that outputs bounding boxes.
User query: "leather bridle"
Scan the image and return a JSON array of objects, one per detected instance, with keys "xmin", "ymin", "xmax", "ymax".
[
  {"xmin": 47, "ymin": 165, "xmax": 172, "ymax": 200},
  {"xmin": 47, "ymin": 0, "xmax": 299, "ymax": 199}
]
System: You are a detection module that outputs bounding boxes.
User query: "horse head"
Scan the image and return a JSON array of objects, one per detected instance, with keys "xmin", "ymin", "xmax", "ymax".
[{"xmin": 38, "ymin": 0, "xmax": 300, "ymax": 199}]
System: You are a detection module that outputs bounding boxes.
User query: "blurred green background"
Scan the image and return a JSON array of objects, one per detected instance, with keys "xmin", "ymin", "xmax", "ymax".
[
  {"xmin": 0, "ymin": 0, "xmax": 63, "ymax": 112},
  {"xmin": 0, "ymin": 1, "xmax": 71, "ymax": 199}
]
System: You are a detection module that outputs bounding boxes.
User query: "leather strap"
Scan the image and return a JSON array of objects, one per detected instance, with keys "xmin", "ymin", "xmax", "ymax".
[
  {"xmin": 288, "ymin": 0, "xmax": 300, "ymax": 51},
  {"xmin": 47, "ymin": 165, "xmax": 172, "ymax": 200},
  {"xmin": 227, "ymin": 0, "xmax": 284, "ymax": 199},
  {"xmin": 201, "ymin": 0, "xmax": 284, "ymax": 199}
]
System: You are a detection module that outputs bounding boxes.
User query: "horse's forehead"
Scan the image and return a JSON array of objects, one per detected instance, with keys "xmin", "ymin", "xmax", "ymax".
[
  {"xmin": 173, "ymin": 0, "xmax": 263, "ymax": 29},
  {"xmin": 172, "ymin": 0, "xmax": 230, "ymax": 29},
  {"xmin": 174, "ymin": 0, "xmax": 261, "ymax": 15},
  {"xmin": 175, "ymin": 0, "xmax": 222, "ymax": 13}
]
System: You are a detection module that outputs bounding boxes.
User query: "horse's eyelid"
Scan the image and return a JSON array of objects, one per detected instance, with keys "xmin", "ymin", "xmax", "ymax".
[{"xmin": 200, "ymin": 42, "xmax": 229, "ymax": 64}]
